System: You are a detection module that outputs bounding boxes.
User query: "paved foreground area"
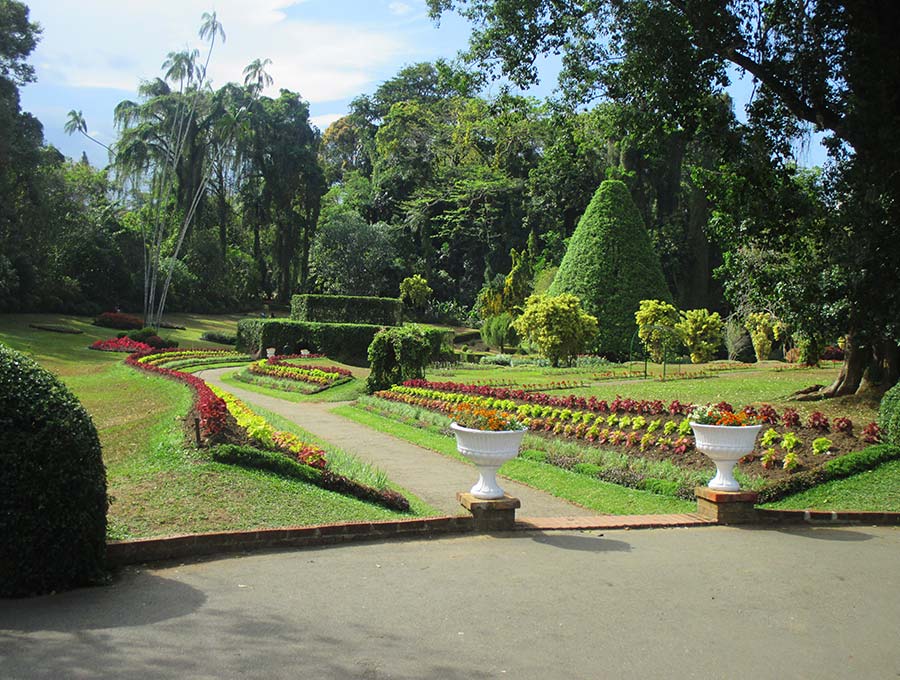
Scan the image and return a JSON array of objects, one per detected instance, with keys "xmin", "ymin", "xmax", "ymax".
[
  {"xmin": 2, "ymin": 525, "xmax": 898, "ymax": 679},
  {"xmin": 198, "ymin": 367, "xmax": 602, "ymax": 518}
]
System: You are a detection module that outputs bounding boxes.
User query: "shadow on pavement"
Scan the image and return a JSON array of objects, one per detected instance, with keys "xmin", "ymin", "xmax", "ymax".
[
  {"xmin": 0, "ymin": 571, "xmax": 206, "ymax": 632},
  {"xmin": 773, "ymin": 526, "xmax": 875, "ymax": 542},
  {"xmin": 529, "ymin": 533, "xmax": 632, "ymax": 552}
]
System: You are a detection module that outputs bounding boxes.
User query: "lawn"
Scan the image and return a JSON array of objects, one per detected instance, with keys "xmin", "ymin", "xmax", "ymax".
[
  {"xmin": 426, "ymin": 361, "xmax": 879, "ymax": 424},
  {"xmin": 0, "ymin": 313, "xmax": 434, "ymax": 539}
]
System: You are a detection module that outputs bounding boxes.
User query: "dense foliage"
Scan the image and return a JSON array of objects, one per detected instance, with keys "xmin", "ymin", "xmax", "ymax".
[
  {"xmin": 879, "ymin": 383, "xmax": 900, "ymax": 448},
  {"xmin": 549, "ymin": 180, "xmax": 670, "ymax": 358},
  {"xmin": 0, "ymin": 343, "xmax": 108, "ymax": 596},
  {"xmin": 512, "ymin": 293, "xmax": 598, "ymax": 367},
  {"xmin": 428, "ymin": 0, "xmax": 900, "ymax": 396},
  {"xmin": 290, "ymin": 294, "xmax": 401, "ymax": 326},
  {"xmin": 366, "ymin": 325, "xmax": 435, "ymax": 393}
]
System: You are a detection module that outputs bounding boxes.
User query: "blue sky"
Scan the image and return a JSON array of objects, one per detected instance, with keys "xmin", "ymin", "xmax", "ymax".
[{"xmin": 20, "ymin": 0, "xmax": 825, "ymax": 167}]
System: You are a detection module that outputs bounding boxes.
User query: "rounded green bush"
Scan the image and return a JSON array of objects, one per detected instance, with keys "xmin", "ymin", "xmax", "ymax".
[
  {"xmin": 549, "ymin": 180, "xmax": 671, "ymax": 359},
  {"xmin": 878, "ymin": 381, "xmax": 900, "ymax": 447},
  {"xmin": 0, "ymin": 343, "xmax": 108, "ymax": 597}
]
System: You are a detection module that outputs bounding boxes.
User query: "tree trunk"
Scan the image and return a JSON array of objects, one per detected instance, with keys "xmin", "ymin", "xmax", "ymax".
[
  {"xmin": 820, "ymin": 333, "xmax": 870, "ymax": 397},
  {"xmin": 858, "ymin": 339, "xmax": 900, "ymax": 398}
]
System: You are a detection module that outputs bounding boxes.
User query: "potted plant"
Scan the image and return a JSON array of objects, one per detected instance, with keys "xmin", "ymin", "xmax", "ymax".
[
  {"xmin": 689, "ymin": 404, "xmax": 763, "ymax": 491},
  {"xmin": 450, "ymin": 403, "xmax": 526, "ymax": 499}
]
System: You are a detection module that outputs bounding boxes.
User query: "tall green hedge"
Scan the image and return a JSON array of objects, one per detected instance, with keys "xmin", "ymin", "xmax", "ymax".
[
  {"xmin": 879, "ymin": 381, "xmax": 900, "ymax": 446},
  {"xmin": 548, "ymin": 180, "xmax": 671, "ymax": 359},
  {"xmin": 238, "ymin": 319, "xmax": 451, "ymax": 367},
  {"xmin": 0, "ymin": 344, "xmax": 108, "ymax": 597},
  {"xmin": 291, "ymin": 294, "xmax": 402, "ymax": 326}
]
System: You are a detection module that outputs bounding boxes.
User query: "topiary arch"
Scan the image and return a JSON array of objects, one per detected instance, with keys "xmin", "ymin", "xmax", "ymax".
[
  {"xmin": 0, "ymin": 343, "xmax": 108, "ymax": 597},
  {"xmin": 548, "ymin": 180, "xmax": 671, "ymax": 359}
]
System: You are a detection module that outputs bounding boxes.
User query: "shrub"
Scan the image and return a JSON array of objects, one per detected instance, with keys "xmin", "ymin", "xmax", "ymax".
[
  {"xmin": 93, "ymin": 311, "xmax": 143, "ymax": 330},
  {"xmin": 238, "ymin": 319, "xmax": 391, "ymax": 366},
  {"xmin": 367, "ymin": 325, "xmax": 435, "ymax": 393},
  {"xmin": 512, "ymin": 293, "xmax": 598, "ymax": 367},
  {"xmin": 635, "ymin": 299, "xmax": 680, "ymax": 362},
  {"xmin": 480, "ymin": 312, "xmax": 519, "ymax": 353},
  {"xmin": 675, "ymin": 308, "xmax": 724, "ymax": 364},
  {"xmin": 821, "ymin": 344, "xmax": 845, "ymax": 361},
  {"xmin": 822, "ymin": 445, "xmax": 900, "ymax": 477},
  {"xmin": 744, "ymin": 312, "xmax": 776, "ymax": 362},
  {"xmin": 291, "ymin": 294, "xmax": 401, "ymax": 326},
  {"xmin": 878, "ymin": 382, "xmax": 900, "ymax": 447},
  {"xmin": 399, "ymin": 274, "xmax": 432, "ymax": 310},
  {"xmin": 548, "ymin": 180, "xmax": 671, "ymax": 359},
  {"xmin": 200, "ymin": 331, "xmax": 237, "ymax": 345},
  {"xmin": 480, "ymin": 353, "xmax": 513, "ymax": 366},
  {"xmin": 0, "ymin": 344, "xmax": 108, "ymax": 596},
  {"xmin": 210, "ymin": 444, "xmax": 321, "ymax": 485},
  {"xmin": 724, "ymin": 315, "xmax": 753, "ymax": 362}
]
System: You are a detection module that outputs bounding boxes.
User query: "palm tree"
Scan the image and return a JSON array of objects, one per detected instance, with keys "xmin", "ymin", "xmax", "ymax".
[
  {"xmin": 243, "ymin": 58, "xmax": 273, "ymax": 96},
  {"xmin": 64, "ymin": 109, "xmax": 113, "ymax": 153}
]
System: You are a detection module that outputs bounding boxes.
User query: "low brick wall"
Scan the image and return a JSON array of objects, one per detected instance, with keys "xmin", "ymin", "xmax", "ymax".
[
  {"xmin": 757, "ymin": 509, "xmax": 900, "ymax": 525},
  {"xmin": 106, "ymin": 516, "xmax": 474, "ymax": 567}
]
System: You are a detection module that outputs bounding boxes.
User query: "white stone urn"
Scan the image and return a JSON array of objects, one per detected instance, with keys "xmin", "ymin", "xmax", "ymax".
[
  {"xmin": 690, "ymin": 423, "xmax": 763, "ymax": 491},
  {"xmin": 450, "ymin": 423, "xmax": 526, "ymax": 499}
]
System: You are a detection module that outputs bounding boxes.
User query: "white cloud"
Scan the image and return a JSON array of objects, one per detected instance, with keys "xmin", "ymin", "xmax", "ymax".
[
  {"xmin": 26, "ymin": 0, "xmax": 408, "ymax": 102},
  {"xmin": 389, "ymin": 2, "xmax": 414, "ymax": 15},
  {"xmin": 310, "ymin": 112, "xmax": 345, "ymax": 131}
]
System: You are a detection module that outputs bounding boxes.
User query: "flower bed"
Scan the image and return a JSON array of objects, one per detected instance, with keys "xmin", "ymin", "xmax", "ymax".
[
  {"xmin": 210, "ymin": 385, "xmax": 327, "ymax": 470},
  {"xmin": 246, "ymin": 356, "xmax": 353, "ymax": 389},
  {"xmin": 90, "ymin": 337, "xmax": 153, "ymax": 353},
  {"xmin": 372, "ymin": 380, "xmax": 882, "ymax": 486},
  {"xmin": 125, "ymin": 350, "xmax": 228, "ymax": 440}
]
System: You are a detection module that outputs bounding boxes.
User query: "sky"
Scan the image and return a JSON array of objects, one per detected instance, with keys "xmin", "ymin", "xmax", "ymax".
[{"xmin": 19, "ymin": 0, "xmax": 826, "ymax": 168}]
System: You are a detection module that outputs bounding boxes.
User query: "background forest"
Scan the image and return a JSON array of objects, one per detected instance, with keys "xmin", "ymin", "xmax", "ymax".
[{"xmin": 2, "ymin": 0, "xmax": 898, "ymax": 397}]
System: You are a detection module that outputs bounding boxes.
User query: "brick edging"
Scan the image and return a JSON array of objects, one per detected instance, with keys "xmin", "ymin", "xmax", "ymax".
[
  {"xmin": 757, "ymin": 508, "xmax": 900, "ymax": 525},
  {"xmin": 106, "ymin": 516, "xmax": 474, "ymax": 567},
  {"xmin": 106, "ymin": 509, "xmax": 900, "ymax": 567}
]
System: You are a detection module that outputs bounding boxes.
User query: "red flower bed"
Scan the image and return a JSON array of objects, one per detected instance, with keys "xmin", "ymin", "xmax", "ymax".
[
  {"xmin": 93, "ymin": 311, "xmax": 144, "ymax": 330},
  {"xmin": 125, "ymin": 349, "xmax": 228, "ymax": 439},
  {"xmin": 90, "ymin": 337, "xmax": 152, "ymax": 353}
]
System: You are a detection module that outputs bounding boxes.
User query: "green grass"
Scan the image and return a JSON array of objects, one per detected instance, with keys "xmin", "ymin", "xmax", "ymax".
[
  {"xmin": 334, "ymin": 404, "xmax": 695, "ymax": 515},
  {"xmin": 761, "ymin": 459, "xmax": 900, "ymax": 512},
  {"xmin": 233, "ymin": 401, "xmax": 440, "ymax": 518},
  {"xmin": 0, "ymin": 313, "xmax": 435, "ymax": 539},
  {"xmin": 427, "ymin": 361, "xmax": 877, "ymax": 424}
]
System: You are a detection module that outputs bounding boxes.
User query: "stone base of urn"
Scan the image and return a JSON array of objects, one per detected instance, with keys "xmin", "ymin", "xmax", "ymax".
[
  {"xmin": 457, "ymin": 492, "xmax": 520, "ymax": 531},
  {"xmin": 695, "ymin": 487, "xmax": 759, "ymax": 524}
]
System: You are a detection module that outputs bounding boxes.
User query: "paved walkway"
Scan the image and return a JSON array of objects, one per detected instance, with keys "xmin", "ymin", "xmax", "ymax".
[
  {"xmin": 198, "ymin": 367, "xmax": 603, "ymax": 518},
  {"xmin": 3, "ymin": 526, "xmax": 898, "ymax": 679}
]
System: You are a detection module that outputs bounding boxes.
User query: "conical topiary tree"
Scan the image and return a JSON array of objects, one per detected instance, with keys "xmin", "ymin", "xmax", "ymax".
[{"xmin": 548, "ymin": 180, "xmax": 671, "ymax": 358}]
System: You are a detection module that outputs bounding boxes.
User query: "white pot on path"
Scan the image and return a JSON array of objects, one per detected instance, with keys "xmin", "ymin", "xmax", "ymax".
[
  {"xmin": 450, "ymin": 423, "xmax": 526, "ymax": 499},
  {"xmin": 690, "ymin": 423, "xmax": 763, "ymax": 492}
]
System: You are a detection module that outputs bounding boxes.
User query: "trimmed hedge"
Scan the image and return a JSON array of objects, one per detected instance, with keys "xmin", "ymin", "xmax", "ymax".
[
  {"xmin": 758, "ymin": 444, "xmax": 900, "ymax": 503},
  {"xmin": 878, "ymin": 382, "xmax": 900, "ymax": 447},
  {"xmin": 0, "ymin": 343, "xmax": 108, "ymax": 597},
  {"xmin": 238, "ymin": 319, "xmax": 450, "ymax": 367},
  {"xmin": 291, "ymin": 294, "xmax": 402, "ymax": 326},
  {"xmin": 548, "ymin": 180, "xmax": 671, "ymax": 359}
]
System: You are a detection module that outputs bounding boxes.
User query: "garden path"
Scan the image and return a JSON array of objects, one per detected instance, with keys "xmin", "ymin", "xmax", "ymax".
[{"xmin": 198, "ymin": 367, "xmax": 605, "ymax": 518}]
